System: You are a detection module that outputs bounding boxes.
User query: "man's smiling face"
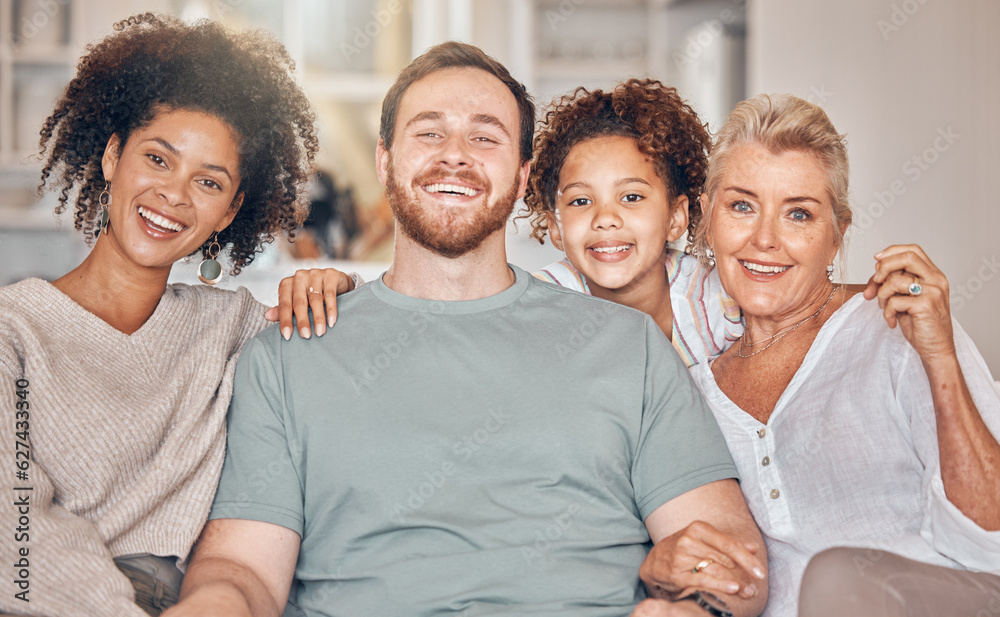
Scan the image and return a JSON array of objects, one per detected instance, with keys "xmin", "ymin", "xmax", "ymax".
[{"xmin": 377, "ymin": 67, "xmax": 529, "ymax": 258}]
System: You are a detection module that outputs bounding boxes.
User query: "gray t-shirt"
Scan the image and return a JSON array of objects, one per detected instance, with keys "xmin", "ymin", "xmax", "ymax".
[{"xmin": 211, "ymin": 266, "xmax": 737, "ymax": 617}]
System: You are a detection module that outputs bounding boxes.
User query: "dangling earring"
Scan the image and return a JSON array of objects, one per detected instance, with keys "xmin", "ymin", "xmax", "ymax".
[
  {"xmin": 826, "ymin": 263, "xmax": 835, "ymax": 282},
  {"xmin": 198, "ymin": 233, "xmax": 223, "ymax": 285},
  {"xmin": 706, "ymin": 247, "xmax": 716, "ymax": 268},
  {"xmin": 94, "ymin": 183, "xmax": 111, "ymax": 240}
]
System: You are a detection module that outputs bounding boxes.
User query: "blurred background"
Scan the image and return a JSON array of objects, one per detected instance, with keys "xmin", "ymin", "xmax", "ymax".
[{"xmin": 0, "ymin": 0, "xmax": 997, "ymax": 373}]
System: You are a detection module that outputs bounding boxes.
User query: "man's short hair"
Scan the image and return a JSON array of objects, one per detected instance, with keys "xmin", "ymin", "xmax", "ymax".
[{"xmin": 379, "ymin": 41, "xmax": 535, "ymax": 164}]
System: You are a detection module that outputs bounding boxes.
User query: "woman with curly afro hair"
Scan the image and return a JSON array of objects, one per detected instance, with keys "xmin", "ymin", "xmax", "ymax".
[
  {"xmin": 523, "ymin": 79, "xmax": 743, "ymax": 366},
  {"xmin": 0, "ymin": 13, "xmax": 318, "ymax": 617}
]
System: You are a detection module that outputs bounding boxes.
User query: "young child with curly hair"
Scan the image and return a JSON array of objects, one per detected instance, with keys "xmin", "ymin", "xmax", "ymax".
[
  {"xmin": 522, "ymin": 79, "xmax": 742, "ymax": 366},
  {"xmin": 0, "ymin": 13, "xmax": 317, "ymax": 617}
]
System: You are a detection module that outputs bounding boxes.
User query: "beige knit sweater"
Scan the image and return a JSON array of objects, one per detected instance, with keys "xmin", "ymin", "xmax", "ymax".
[{"xmin": 0, "ymin": 278, "xmax": 268, "ymax": 617}]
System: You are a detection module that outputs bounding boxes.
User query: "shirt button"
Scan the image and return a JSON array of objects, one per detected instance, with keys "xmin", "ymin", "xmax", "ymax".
[
  {"xmin": 770, "ymin": 489, "xmax": 780, "ymax": 499},
  {"xmin": 762, "ymin": 456, "xmax": 770, "ymax": 466},
  {"xmin": 758, "ymin": 428, "xmax": 767, "ymax": 438}
]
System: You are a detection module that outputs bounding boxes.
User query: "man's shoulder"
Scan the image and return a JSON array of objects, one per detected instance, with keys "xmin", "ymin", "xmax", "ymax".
[
  {"xmin": 522, "ymin": 274, "xmax": 648, "ymax": 321},
  {"xmin": 523, "ymin": 272, "xmax": 625, "ymax": 307},
  {"xmin": 241, "ymin": 283, "xmax": 384, "ymax": 355},
  {"xmin": 517, "ymin": 277, "xmax": 660, "ymax": 357}
]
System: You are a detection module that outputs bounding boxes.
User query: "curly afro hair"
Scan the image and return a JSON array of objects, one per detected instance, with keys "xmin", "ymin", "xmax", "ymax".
[
  {"xmin": 37, "ymin": 13, "xmax": 318, "ymax": 275},
  {"xmin": 521, "ymin": 78, "xmax": 710, "ymax": 247}
]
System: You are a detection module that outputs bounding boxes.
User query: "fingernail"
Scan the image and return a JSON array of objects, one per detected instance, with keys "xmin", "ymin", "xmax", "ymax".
[
  {"xmin": 281, "ymin": 327, "xmax": 291, "ymax": 341},
  {"xmin": 754, "ymin": 567, "xmax": 765, "ymax": 579},
  {"xmin": 300, "ymin": 326, "xmax": 311, "ymax": 339},
  {"xmin": 874, "ymin": 251, "xmax": 884, "ymax": 258},
  {"xmin": 744, "ymin": 584, "xmax": 758, "ymax": 597},
  {"xmin": 725, "ymin": 582, "xmax": 740, "ymax": 593},
  {"xmin": 316, "ymin": 324, "xmax": 326, "ymax": 337},
  {"xmin": 328, "ymin": 315, "xmax": 336, "ymax": 328}
]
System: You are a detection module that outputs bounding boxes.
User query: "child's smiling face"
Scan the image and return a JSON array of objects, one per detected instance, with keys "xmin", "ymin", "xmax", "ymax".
[{"xmin": 547, "ymin": 135, "xmax": 688, "ymax": 296}]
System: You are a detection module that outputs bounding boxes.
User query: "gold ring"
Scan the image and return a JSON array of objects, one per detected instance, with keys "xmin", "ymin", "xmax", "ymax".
[
  {"xmin": 693, "ymin": 558, "xmax": 714, "ymax": 574},
  {"xmin": 308, "ymin": 286, "xmax": 323, "ymax": 296}
]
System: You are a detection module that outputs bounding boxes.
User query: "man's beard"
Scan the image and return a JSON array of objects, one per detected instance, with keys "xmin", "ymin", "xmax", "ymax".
[{"xmin": 385, "ymin": 159, "xmax": 520, "ymax": 259}]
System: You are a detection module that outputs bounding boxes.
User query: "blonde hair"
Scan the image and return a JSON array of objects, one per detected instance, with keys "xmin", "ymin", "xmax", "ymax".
[{"xmin": 692, "ymin": 94, "xmax": 851, "ymax": 263}]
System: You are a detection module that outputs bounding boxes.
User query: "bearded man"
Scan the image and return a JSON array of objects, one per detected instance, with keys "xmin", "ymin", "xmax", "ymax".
[{"xmin": 166, "ymin": 42, "xmax": 766, "ymax": 617}]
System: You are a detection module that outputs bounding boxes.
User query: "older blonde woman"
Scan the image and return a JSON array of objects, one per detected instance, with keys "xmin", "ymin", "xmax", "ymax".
[{"xmin": 640, "ymin": 94, "xmax": 1000, "ymax": 617}]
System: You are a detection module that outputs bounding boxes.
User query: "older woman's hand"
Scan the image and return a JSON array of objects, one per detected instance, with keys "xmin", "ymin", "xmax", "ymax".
[
  {"xmin": 640, "ymin": 521, "xmax": 763, "ymax": 602},
  {"xmin": 866, "ymin": 244, "xmax": 1000, "ymax": 531},
  {"xmin": 864, "ymin": 244, "xmax": 956, "ymax": 363}
]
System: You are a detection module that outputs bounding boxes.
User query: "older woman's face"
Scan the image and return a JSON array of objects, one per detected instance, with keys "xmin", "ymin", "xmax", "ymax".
[{"xmin": 707, "ymin": 144, "xmax": 842, "ymax": 322}]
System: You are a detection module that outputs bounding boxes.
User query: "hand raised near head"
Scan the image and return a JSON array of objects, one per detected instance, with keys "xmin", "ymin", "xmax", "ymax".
[{"xmin": 864, "ymin": 244, "xmax": 955, "ymax": 363}]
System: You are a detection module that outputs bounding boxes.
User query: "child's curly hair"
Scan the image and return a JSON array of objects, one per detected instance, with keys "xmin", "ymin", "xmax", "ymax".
[
  {"xmin": 37, "ymin": 13, "xmax": 318, "ymax": 274},
  {"xmin": 521, "ymin": 79, "xmax": 710, "ymax": 246}
]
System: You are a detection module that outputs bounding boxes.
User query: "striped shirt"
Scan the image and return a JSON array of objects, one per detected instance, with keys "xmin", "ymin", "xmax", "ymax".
[{"xmin": 534, "ymin": 249, "xmax": 742, "ymax": 367}]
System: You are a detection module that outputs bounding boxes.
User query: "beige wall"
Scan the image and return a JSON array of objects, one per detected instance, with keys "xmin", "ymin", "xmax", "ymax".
[{"xmin": 747, "ymin": 0, "xmax": 1000, "ymax": 375}]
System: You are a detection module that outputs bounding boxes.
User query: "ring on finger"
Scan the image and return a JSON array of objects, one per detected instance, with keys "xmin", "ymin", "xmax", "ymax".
[
  {"xmin": 693, "ymin": 558, "xmax": 714, "ymax": 574},
  {"xmin": 308, "ymin": 286, "xmax": 323, "ymax": 296},
  {"xmin": 907, "ymin": 277, "xmax": 923, "ymax": 296}
]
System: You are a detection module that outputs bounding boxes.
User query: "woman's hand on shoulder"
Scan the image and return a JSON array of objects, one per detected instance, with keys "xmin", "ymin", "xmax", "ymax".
[
  {"xmin": 263, "ymin": 268, "xmax": 355, "ymax": 340},
  {"xmin": 864, "ymin": 244, "xmax": 956, "ymax": 362}
]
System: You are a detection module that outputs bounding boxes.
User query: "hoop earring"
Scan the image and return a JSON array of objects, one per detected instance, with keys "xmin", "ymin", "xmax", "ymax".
[
  {"xmin": 706, "ymin": 247, "xmax": 716, "ymax": 268},
  {"xmin": 198, "ymin": 233, "xmax": 223, "ymax": 285},
  {"xmin": 94, "ymin": 184, "xmax": 111, "ymax": 240},
  {"xmin": 826, "ymin": 263, "xmax": 835, "ymax": 282}
]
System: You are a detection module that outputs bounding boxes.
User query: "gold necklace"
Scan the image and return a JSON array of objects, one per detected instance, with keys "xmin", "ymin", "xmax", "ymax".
[{"xmin": 738, "ymin": 286, "xmax": 838, "ymax": 358}]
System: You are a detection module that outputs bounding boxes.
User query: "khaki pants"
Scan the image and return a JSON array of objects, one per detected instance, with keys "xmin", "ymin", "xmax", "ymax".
[
  {"xmin": 799, "ymin": 547, "xmax": 1000, "ymax": 617},
  {"xmin": 114, "ymin": 555, "xmax": 182, "ymax": 617}
]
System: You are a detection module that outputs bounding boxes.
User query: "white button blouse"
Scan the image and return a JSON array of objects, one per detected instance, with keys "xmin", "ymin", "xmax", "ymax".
[{"xmin": 690, "ymin": 294, "xmax": 1000, "ymax": 617}]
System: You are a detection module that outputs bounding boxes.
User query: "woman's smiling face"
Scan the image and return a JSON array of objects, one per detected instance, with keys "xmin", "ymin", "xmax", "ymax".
[
  {"xmin": 707, "ymin": 143, "xmax": 844, "ymax": 322},
  {"xmin": 100, "ymin": 107, "xmax": 243, "ymax": 271},
  {"xmin": 547, "ymin": 135, "xmax": 688, "ymax": 296}
]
